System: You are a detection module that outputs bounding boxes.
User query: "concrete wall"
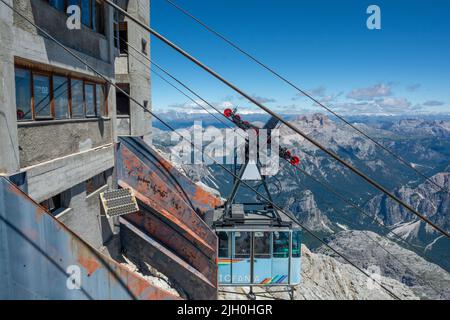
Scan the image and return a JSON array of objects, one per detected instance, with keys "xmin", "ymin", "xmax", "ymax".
[
  {"xmin": 15, "ymin": 0, "xmax": 111, "ymax": 63},
  {"xmin": 18, "ymin": 119, "xmax": 112, "ymax": 168},
  {"xmin": 58, "ymin": 169, "xmax": 115, "ymax": 250},
  {"xmin": 0, "ymin": 0, "xmax": 20, "ymax": 175},
  {"xmin": 0, "ymin": 177, "xmax": 179, "ymax": 300},
  {"xmin": 115, "ymin": 0, "xmax": 152, "ymax": 143},
  {"xmin": 0, "ymin": 0, "xmax": 118, "ymax": 252},
  {"xmin": 23, "ymin": 144, "xmax": 116, "ymax": 250}
]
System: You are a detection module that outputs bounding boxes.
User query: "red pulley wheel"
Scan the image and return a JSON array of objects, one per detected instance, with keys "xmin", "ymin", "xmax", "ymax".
[
  {"xmin": 224, "ymin": 108, "xmax": 233, "ymax": 117},
  {"xmin": 290, "ymin": 156, "xmax": 300, "ymax": 166}
]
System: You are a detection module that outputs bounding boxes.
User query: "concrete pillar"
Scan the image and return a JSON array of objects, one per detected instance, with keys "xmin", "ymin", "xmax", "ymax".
[
  {"xmin": 0, "ymin": 0, "xmax": 20, "ymax": 175},
  {"xmin": 126, "ymin": 0, "xmax": 152, "ymax": 144}
]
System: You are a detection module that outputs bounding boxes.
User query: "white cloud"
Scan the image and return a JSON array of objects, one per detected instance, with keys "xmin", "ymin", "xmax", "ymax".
[
  {"xmin": 334, "ymin": 96, "xmax": 423, "ymax": 115},
  {"xmin": 423, "ymin": 100, "xmax": 445, "ymax": 107},
  {"xmin": 347, "ymin": 83, "xmax": 392, "ymax": 100},
  {"xmin": 238, "ymin": 94, "xmax": 276, "ymax": 103},
  {"xmin": 406, "ymin": 83, "xmax": 421, "ymax": 92}
]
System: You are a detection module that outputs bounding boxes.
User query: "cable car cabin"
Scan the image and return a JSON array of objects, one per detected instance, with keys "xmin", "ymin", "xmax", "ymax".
[
  {"xmin": 208, "ymin": 205, "xmax": 301, "ymax": 287},
  {"xmin": 205, "ymin": 112, "xmax": 302, "ymax": 287}
]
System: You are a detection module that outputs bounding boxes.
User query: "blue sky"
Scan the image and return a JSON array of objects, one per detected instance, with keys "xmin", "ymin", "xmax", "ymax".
[{"xmin": 150, "ymin": 0, "xmax": 450, "ymax": 115}]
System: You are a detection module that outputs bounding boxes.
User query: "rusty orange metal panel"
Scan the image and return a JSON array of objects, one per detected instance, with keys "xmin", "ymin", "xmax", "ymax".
[
  {"xmin": 0, "ymin": 177, "xmax": 180, "ymax": 300},
  {"xmin": 116, "ymin": 143, "xmax": 217, "ymax": 249},
  {"xmin": 115, "ymin": 137, "xmax": 219, "ymax": 293},
  {"xmin": 124, "ymin": 209, "xmax": 217, "ymax": 285},
  {"xmin": 117, "ymin": 137, "xmax": 223, "ymax": 215},
  {"xmin": 120, "ymin": 218, "xmax": 217, "ymax": 299},
  {"xmin": 119, "ymin": 180, "xmax": 215, "ymax": 257}
]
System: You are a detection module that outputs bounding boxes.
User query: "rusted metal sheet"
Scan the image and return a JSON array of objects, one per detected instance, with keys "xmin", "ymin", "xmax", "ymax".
[
  {"xmin": 0, "ymin": 177, "xmax": 179, "ymax": 300},
  {"xmin": 120, "ymin": 218, "xmax": 217, "ymax": 300},
  {"xmin": 120, "ymin": 180, "xmax": 215, "ymax": 257},
  {"xmin": 117, "ymin": 137, "xmax": 223, "ymax": 215},
  {"xmin": 123, "ymin": 202, "xmax": 217, "ymax": 284},
  {"xmin": 115, "ymin": 137, "xmax": 219, "ymax": 292},
  {"xmin": 116, "ymin": 140, "xmax": 217, "ymax": 249}
]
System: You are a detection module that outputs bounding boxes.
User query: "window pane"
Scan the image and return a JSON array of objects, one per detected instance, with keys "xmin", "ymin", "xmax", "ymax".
[
  {"xmin": 71, "ymin": 79, "xmax": 84, "ymax": 118},
  {"xmin": 53, "ymin": 76, "xmax": 69, "ymax": 119},
  {"xmin": 67, "ymin": 0, "xmax": 80, "ymax": 5},
  {"xmin": 116, "ymin": 85, "xmax": 130, "ymax": 115},
  {"xmin": 49, "ymin": 0, "xmax": 65, "ymax": 10},
  {"xmin": 15, "ymin": 68, "xmax": 32, "ymax": 120},
  {"xmin": 96, "ymin": 84, "xmax": 106, "ymax": 116},
  {"xmin": 67, "ymin": 0, "xmax": 80, "ymax": 12},
  {"xmin": 33, "ymin": 74, "xmax": 51, "ymax": 118},
  {"xmin": 292, "ymin": 231, "xmax": 301, "ymax": 257},
  {"xmin": 234, "ymin": 231, "xmax": 251, "ymax": 258},
  {"xmin": 273, "ymin": 231, "xmax": 289, "ymax": 258},
  {"xmin": 254, "ymin": 232, "xmax": 271, "ymax": 258},
  {"xmin": 95, "ymin": 0, "xmax": 104, "ymax": 34},
  {"xmin": 218, "ymin": 232, "xmax": 230, "ymax": 258},
  {"xmin": 85, "ymin": 83, "xmax": 96, "ymax": 116},
  {"xmin": 81, "ymin": 0, "xmax": 91, "ymax": 27}
]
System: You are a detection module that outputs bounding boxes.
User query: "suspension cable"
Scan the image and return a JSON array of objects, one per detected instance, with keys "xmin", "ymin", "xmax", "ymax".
[
  {"xmin": 163, "ymin": 0, "xmax": 450, "ymax": 196},
  {"xmin": 119, "ymin": 31, "xmax": 448, "ymax": 274},
  {"xmin": 116, "ymin": 37, "xmax": 234, "ymax": 130},
  {"xmin": 103, "ymin": 0, "xmax": 449, "ymax": 239},
  {"xmin": 2, "ymin": 0, "xmax": 403, "ymax": 300},
  {"xmin": 289, "ymin": 169, "xmax": 444, "ymax": 297}
]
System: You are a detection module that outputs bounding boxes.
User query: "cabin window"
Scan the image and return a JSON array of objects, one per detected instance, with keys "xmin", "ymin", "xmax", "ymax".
[
  {"xmin": 254, "ymin": 231, "xmax": 271, "ymax": 258},
  {"xmin": 273, "ymin": 231, "xmax": 290, "ymax": 258},
  {"xmin": 234, "ymin": 231, "xmax": 251, "ymax": 259},
  {"xmin": 53, "ymin": 76, "xmax": 70, "ymax": 119},
  {"xmin": 218, "ymin": 232, "xmax": 231, "ymax": 258},
  {"xmin": 292, "ymin": 231, "xmax": 301, "ymax": 257},
  {"xmin": 33, "ymin": 74, "xmax": 52, "ymax": 119},
  {"xmin": 15, "ymin": 68, "xmax": 32, "ymax": 121}
]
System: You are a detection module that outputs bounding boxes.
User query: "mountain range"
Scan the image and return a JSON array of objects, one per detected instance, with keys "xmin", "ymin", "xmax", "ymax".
[{"xmin": 152, "ymin": 113, "xmax": 450, "ymax": 299}]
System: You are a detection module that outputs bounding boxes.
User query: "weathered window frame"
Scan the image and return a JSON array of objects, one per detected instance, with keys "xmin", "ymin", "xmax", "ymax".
[{"xmin": 14, "ymin": 64, "xmax": 108, "ymax": 121}]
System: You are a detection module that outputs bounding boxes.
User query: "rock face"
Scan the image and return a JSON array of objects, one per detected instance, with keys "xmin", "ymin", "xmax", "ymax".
[
  {"xmin": 387, "ymin": 119, "xmax": 450, "ymax": 139},
  {"xmin": 151, "ymin": 114, "xmax": 450, "ymax": 299},
  {"xmin": 364, "ymin": 172, "xmax": 450, "ymax": 270},
  {"xmin": 287, "ymin": 190, "xmax": 333, "ymax": 233},
  {"xmin": 315, "ymin": 230, "xmax": 450, "ymax": 300},
  {"xmin": 219, "ymin": 245, "xmax": 418, "ymax": 300},
  {"xmin": 365, "ymin": 172, "xmax": 450, "ymax": 230}
]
